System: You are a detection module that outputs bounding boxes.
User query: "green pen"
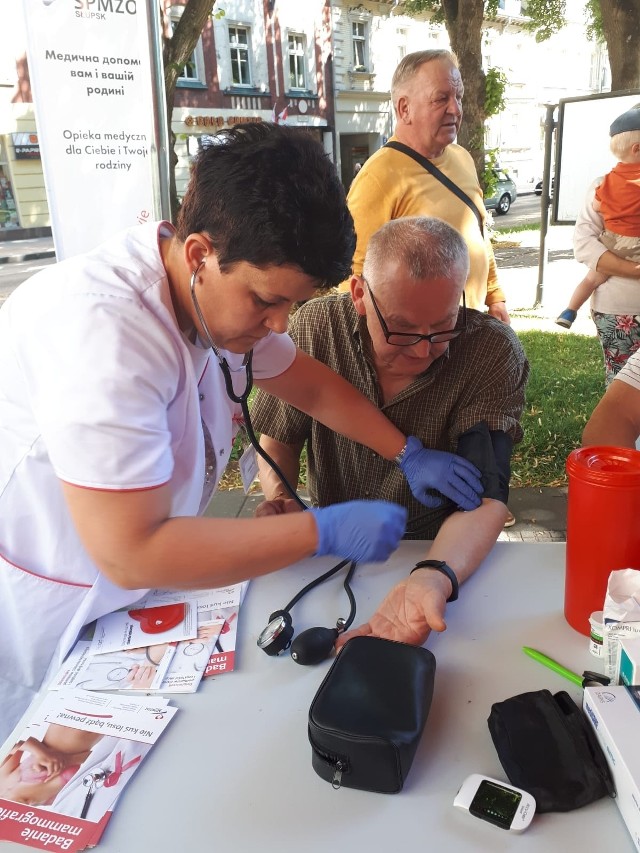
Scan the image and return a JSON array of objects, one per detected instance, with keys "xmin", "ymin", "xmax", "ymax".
[{"xmin": 522, "ymin": 646, "xmax": 584, "ymax": 687}]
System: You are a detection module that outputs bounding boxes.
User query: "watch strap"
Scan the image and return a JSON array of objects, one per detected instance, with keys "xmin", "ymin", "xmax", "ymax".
[
  {"xmin": 394, "ymin": 441, "xmax": 408, "ymax": 466},
  {"xmin": 410, "ymin": 559, "xmax": 459, "ymax": 602}
]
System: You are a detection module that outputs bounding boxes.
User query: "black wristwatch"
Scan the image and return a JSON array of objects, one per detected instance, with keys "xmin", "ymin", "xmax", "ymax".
[{"xmin": 410, "ymin": 559, "xmax": 459, "ymax": 602}]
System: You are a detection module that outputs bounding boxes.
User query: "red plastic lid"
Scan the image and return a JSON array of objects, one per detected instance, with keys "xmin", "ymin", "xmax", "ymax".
[{"xmin": 566, "ymin": 446, "xmax": 640, "ymax": 486}]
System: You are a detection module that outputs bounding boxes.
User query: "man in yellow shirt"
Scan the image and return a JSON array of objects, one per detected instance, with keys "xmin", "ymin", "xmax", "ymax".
[{"xmin": 342, "ymin": 49, "xmax": 509, "ymax": 323}]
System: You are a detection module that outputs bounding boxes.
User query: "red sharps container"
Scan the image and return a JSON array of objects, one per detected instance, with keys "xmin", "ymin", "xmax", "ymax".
[{"xmin": 565, "ymin": 446, "xmax": 640, "ymax": 636}]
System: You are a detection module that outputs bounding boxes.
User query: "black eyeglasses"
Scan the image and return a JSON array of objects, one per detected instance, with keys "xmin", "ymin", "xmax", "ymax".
[{"xmin": 365, "ymin": 280, "xmax": 466, "ymax": 347}]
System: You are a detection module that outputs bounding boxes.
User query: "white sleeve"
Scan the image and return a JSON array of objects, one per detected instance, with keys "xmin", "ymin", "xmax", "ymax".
[
  {"xmin": 250, "ymin": 330, "xmax": 296, "ymax": 380},
  {"xmin": 573, "ymin": 178, "xmax": 606, "ymax": 271},
  {"xmin": 616, "ymin": 349, "xmax": 640, "ymax": 392},
  {"xmin": 27, "ymin": 294, "xmax": 180, "ymax": 490}
]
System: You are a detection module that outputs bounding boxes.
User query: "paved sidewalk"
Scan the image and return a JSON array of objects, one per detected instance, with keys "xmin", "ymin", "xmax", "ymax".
[{"xmin": 0, "ymin": 235, "xmax": 56, "ymax": 265}]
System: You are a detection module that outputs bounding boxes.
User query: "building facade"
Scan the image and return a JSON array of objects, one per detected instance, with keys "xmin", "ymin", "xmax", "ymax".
[
  {"xmin": 0, "ymin": 0, "xmax": 611, "ymax": 236},
  {"xmin": 330, "ymin": 0, "xmax": 610, "ymax": 193},
  {"xmin": 170, "ymin": 0, "xmax": 336, "ymax": 199}
]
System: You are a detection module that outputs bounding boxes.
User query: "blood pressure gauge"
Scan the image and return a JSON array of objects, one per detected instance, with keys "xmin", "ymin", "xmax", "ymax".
[
  {"xmin": 256, "ymin": 610, "xmax": 294, "ymax": 656},
  {"xmin": 453, "ymin": 774, "xmax": 536, "ymax": 832}
]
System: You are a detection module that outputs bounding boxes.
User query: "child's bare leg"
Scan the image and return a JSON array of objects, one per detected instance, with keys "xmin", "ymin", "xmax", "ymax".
[
  {"xmin": 566, "ymin": 269, "xmax": 608, "ymax": 311},
  {"xmin": 557, "ymin": 269, "xmax": 608, "ymax": 329}
]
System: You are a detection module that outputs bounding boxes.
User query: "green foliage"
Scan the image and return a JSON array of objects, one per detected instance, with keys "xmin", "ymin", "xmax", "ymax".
[
  {"xmin": 511, "ymin": 330, "xmax": 603, "ymax": 487},
  {"xmin": 482, "ymin": 148, "xmax": 500, "ymax": 197},
  {"xmin": 485, "ymin": 66, "xmax": 507, "ymax": 117},
  {"xmin": 584, "ymin": 0, "xmax": 604, "ymax": 42},
  {"xmin": 403, "ymin": 0, "xmax": 501, "ymax": 22},
  {"xmin": 521, "ymin": 0, "xmax": 567, "ymax": 41},
  {"xmin": 402, "ymin": 0, "xmax": 443, "ymax": 23}
]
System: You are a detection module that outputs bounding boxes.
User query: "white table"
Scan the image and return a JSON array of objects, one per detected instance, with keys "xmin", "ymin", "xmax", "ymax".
[{"xmin": 4, "ymin": 542, "xmax": 634, "ymax": 851}]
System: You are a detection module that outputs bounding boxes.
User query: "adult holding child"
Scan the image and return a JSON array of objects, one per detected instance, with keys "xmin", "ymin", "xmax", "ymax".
[{"xmin": 569, "ymin": 105, "xmax": 640, "ymax": 384}]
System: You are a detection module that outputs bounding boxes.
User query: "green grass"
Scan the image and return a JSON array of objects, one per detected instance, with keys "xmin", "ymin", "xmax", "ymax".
[
  {"xmin": 511, "ymin": 330, "xmax": 604, "ymax": 487},
  {"xmin": 221, "ymin": 329, "xmax": 604, "ymax": 491},
  {"xmin": 492, "ymin": 221, "xmax": 540, "ymax": 235}
]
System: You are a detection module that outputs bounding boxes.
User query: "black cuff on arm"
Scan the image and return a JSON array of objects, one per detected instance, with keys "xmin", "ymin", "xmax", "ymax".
[{"xmin": 456, "ymin": 421, "xmax": 513, "ymax": 503}]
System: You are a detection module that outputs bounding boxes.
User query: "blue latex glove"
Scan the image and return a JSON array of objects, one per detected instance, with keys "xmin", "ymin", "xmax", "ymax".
[
  {"xmin": 398, "ymin": 436, "xmax": 483, "ymax": 511},
  {"xmin": 309, "ymin": 501, "xmax": 407, "ymax": 563}
]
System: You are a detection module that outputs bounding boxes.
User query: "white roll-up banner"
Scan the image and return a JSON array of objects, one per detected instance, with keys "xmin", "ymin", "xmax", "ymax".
[{"xmin": 23, "ymin": 0, "xmax": 167, "ymax": 260}]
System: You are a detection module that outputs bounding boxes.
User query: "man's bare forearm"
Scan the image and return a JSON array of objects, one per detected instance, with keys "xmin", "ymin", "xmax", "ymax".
[
  {"xmin": 257, "ymin": 435, "xmax": 304, "ymax": 500},
  {"xmin": 421, "ymin": 498, "xmax": 507, "ymax": 585}
]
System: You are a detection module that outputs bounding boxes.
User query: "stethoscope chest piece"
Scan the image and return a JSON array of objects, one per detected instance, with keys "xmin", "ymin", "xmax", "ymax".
[{"xmin": 257, "ymin": 610, "xmax": 294, "ymax": 656}]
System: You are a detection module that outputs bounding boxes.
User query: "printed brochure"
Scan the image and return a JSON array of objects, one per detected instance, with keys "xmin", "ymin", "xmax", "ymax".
[
  {"xmin": 88, "ymin": 602, "xmax": 196, "ymax": 656},
  {"xmin": 0, "ymin": 690, "xmax": 177, "ymax": 851},
  {"xmin": 135, "ymin": 582, "xmax": 249, "ymax": 677},
  {"xmin": 52, "ymin": 616, "xmax": 224, "ymax": 696}
]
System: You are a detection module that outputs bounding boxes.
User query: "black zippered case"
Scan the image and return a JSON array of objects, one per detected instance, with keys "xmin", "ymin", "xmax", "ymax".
[
  {"xmin": 308, "ymin": 636, "xmax": 436, "ymax": 793},
  {"xmin": 488, "ymin": 688, "xmax": 616, "ymax": 812}
]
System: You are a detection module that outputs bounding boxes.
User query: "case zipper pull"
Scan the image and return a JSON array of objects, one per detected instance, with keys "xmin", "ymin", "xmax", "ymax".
[{"xmin": 332, "ymin": 761, "xmax": 345, "ymax": 789}]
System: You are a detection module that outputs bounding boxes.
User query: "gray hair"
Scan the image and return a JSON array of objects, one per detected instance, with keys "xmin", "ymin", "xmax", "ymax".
[
  {"xmin": 610, "ymin": 129, "xmax": 640, "ymax": 160},
  {"xmin": 391, "ymin": 49, "xmax": 459, "ymax": 105},
  {"xmin": 363, "ymin": 217, "xmax": 470, "ymax": 286}
]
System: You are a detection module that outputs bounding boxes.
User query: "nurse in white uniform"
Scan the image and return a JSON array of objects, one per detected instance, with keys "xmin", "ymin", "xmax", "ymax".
[{"xmin": 0, "ymin": 123, "xmax": 482, "ymax": 740}]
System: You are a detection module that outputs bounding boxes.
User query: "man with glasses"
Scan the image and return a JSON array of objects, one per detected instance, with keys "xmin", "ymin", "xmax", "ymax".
[{"xmin": 251, "ymin": 217, "xmax": 527, "ymax": 647}]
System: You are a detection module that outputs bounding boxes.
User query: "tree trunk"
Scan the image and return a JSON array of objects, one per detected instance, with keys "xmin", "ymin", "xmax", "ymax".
[
  {"xmin": 162, "ymin": 0, "xmax": 216, "ymax": 219},
  {"xmin": 440, "ymin": 0, "xmax": 487, "ymax": 186},
  {"xmin": 598, "ymin": 0, "xmax": 640, "ymax": 90}
]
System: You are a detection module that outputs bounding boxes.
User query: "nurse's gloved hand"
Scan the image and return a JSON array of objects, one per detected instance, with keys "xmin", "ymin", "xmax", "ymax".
[
  {"xmin": 398, "ymin": 436, "xmax": 483, "ymax": 511},
  {"xmin": 309, "ymin": 501, "xmax": 407, "ymax": 563}
]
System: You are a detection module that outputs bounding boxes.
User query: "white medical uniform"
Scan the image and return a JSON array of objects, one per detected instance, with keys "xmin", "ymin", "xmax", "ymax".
[{"xmin": 0, "ymin": 221, "xmax": 296, "ymax": 740}]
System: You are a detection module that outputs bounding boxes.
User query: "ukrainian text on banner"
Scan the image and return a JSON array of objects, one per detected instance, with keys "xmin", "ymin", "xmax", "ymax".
[{"xmin": 23, "ymin": 0, "xmax": 164, "ymax": 260}]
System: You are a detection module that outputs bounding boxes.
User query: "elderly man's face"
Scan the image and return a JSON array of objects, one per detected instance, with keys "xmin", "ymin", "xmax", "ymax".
[
  {"xmin": 399, "ymin": 59, "xmax": 463, "ymax": 156},
  {"xmin": 354, "ymin": 262, "xmax": 464, "ymax": 383}
]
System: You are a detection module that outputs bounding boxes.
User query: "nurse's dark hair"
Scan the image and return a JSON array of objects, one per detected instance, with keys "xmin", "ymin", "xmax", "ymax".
[{"xmin": 175, "ymin": 122, "xmax": 355, "ymax": 287}]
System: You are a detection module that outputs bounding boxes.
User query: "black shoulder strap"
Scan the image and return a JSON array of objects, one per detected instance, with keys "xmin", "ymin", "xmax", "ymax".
[{"xmin": 385, "ymin": 140, "xmax": 484, "ymax": 238}]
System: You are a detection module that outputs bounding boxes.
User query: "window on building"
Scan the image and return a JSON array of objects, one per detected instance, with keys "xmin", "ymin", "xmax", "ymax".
[
  {"xmin": 396, "ymin": 28, "xmax": 408, "ymax": 65},
  {"xmin": 169, "ymin": 6, "xmax": 205, "ymax": 86},
  {"xmin": 288, "ymin": 33, "xmax": 306, "ymax": 90},
  {"xmin": 352, "ymin": 21, "xmax": 368, "ymax": 71},
  {"xmin": 229, "ymin": 25, "xmax": 252, "ymax": 86}
]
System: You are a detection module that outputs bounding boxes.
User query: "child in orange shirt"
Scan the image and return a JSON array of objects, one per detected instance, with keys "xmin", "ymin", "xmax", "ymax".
[{"xmin": 557, "ymin": 108, "xmax": 640, "ymax": 329}]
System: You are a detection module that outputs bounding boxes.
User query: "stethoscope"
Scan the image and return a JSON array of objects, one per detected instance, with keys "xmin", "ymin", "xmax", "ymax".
[
  {"xmin": 80, "ymin": 769, "xmax": 108, "ymax": 819},
  {"xmin": 190, "ymin": 261, "xmax": 357, "ymax": 663},
  {"xmin": 190, "ymin": 260, "xmax": 305, "ymax": 510}
]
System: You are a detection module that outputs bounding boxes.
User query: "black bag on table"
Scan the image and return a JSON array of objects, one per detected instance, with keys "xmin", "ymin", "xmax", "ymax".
[
  {"xmin": 488, "ymin": 688, "xmax": 615, "ymax": 812},
  {"xmin": 308, "ymin": 635, "xmax": 436, "ymax": 793}
]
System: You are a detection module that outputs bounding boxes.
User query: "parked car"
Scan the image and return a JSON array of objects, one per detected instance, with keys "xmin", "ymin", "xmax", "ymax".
[
  {"xmin": 534, "ymin": 177, "xmax": 554, "ymax": 197},
  {"xmin": 484, "ymin": 170, "xmax": 517, "ymax": 215}
]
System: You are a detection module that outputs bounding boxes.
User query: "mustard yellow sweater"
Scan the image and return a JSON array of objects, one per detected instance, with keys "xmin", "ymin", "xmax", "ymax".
[{"xmin": 341, "ymin": 137, "xmax": 504, "ymax": 309}]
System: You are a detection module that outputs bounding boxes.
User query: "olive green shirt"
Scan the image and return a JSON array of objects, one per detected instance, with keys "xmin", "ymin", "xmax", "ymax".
[{"xmin": 251, "ymin": 294, "xmax": 528, "ymax": 539}]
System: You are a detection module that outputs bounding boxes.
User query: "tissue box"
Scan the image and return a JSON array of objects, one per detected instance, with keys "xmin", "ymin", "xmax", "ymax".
[
  {"xmin": 583, "ymin": 685, "xmax": 640, "ymax": 851},
  {"xmin": 619, "ymin": 639, "xmax": 640, "ymax": 687}
]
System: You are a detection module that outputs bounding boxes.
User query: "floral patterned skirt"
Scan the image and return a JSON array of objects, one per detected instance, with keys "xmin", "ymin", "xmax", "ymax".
[{"xmin": 591, "ymin": 310, "xmax": 640, "ymax": 385}]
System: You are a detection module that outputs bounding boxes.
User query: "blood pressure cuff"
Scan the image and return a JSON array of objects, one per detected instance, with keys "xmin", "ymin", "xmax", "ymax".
[
  {"xmin": 308, "ymin": 636, "xmax": 436, "ymax": 793},
  {"xmin": 456, "ymin": 421, "xmax": 512, "ymax": 503},
  {"xmin": 488, "ymin": 689, "xmax": 615, "ymax": 812}
]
